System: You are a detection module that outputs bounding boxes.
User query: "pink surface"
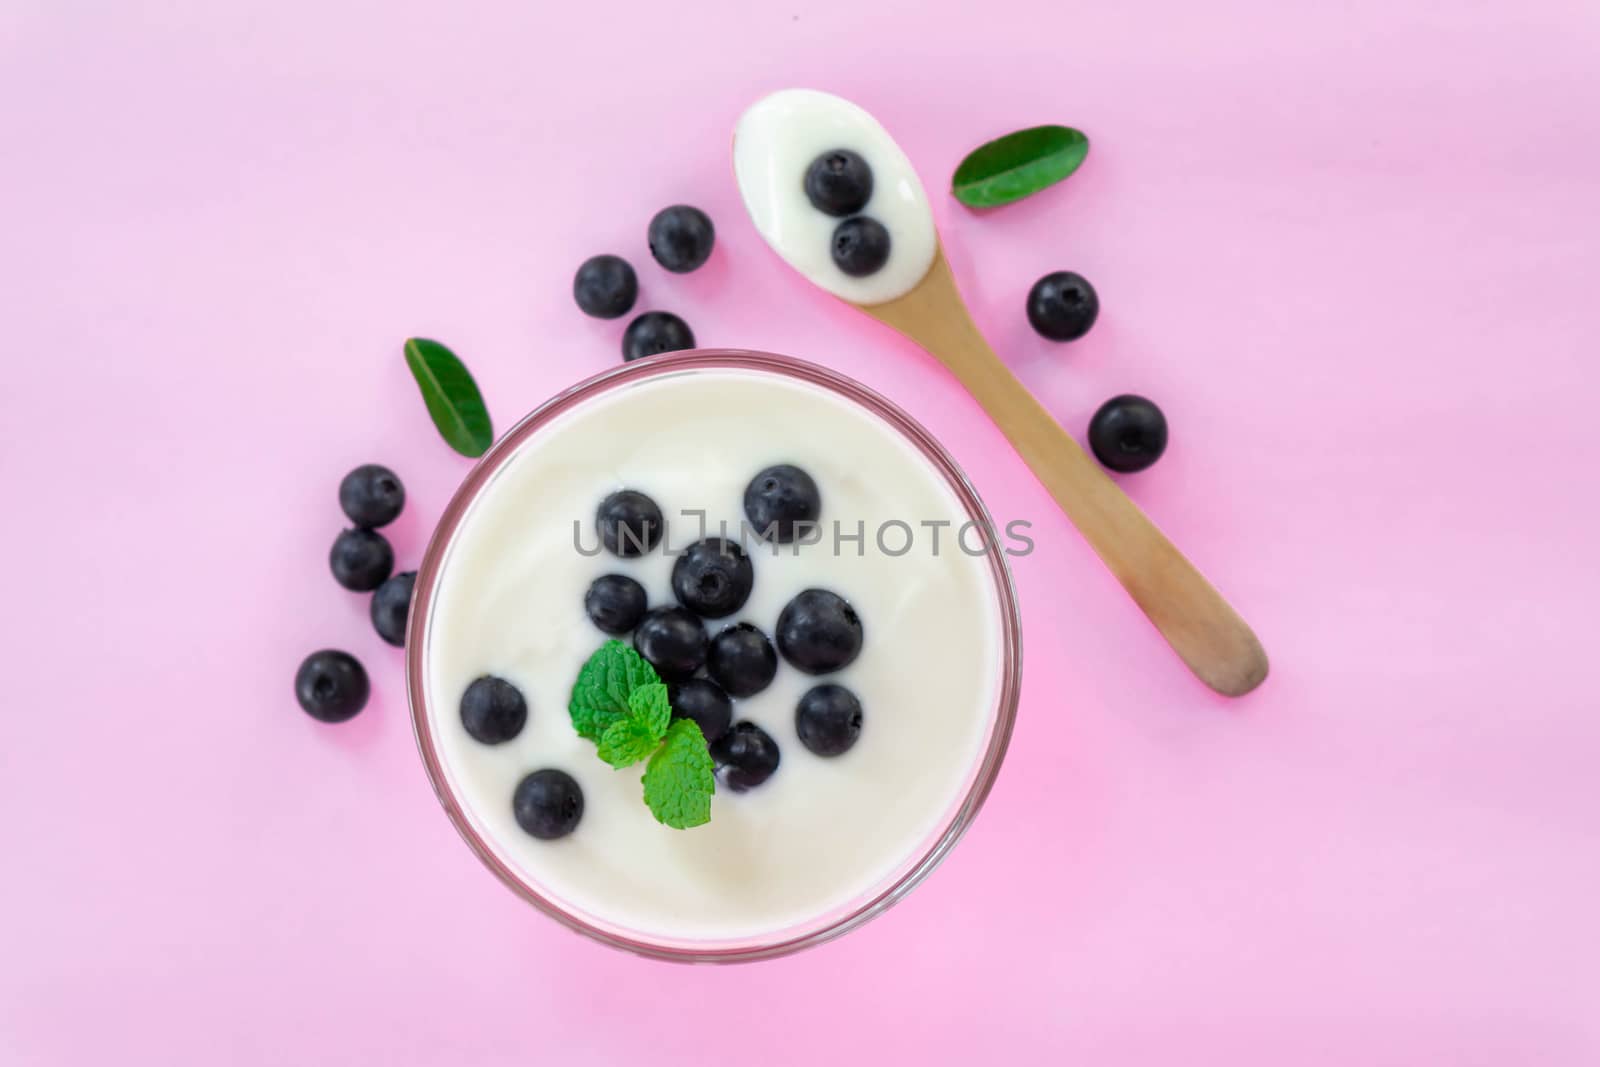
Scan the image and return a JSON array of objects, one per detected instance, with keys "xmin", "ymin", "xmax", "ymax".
[{"xmin": 3, "ymin": 0, "xmax": 1598, "ymax": 1062}]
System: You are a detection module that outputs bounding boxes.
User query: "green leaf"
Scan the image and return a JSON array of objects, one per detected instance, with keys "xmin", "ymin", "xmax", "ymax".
[
  {"xmin": 568, "ymin": 639, "xmax": 659, "ymax": 742},
  {"xmin": 627, "ymin": 683, "xmax": 672, "ymax": 744},
  {"xmin": 403, "ymin": 337, "xmax": 494, "ymax": 458},
  {"xmin": 597, "ymin": 717, "xmax": 662, "ymax": 768},
  {"xmin": 641, "ymin": 719, "xmax": 715, "ymax": 829},
  {"xmin": 951, "ymin": 125, "xmax": 1089, "ymax": 209},
  {"xmin": 595, "ymin": 683, "xmax": 673, "ymax": 768}
]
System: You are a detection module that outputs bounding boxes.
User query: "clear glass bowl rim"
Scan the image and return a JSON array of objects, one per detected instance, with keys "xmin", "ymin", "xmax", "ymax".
[{"xmin": 405, "ymin": 348, "xmax": 1023, "ymax": 963}]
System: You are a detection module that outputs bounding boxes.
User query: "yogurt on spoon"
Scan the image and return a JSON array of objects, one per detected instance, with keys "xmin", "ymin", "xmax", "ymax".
[{"xmin": 734, "ymin": 88, "xmax": 937, "ymax": 306}]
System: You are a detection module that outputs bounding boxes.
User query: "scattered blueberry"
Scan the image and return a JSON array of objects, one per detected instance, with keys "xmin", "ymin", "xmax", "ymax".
[
  {"xmin": 338, "ymin": 464, "xmax": 405, "ymax": 528},
  {"xmin": 671, "ymin": 538, "xmax": 754, "ymax": 619},
  {"xmin": 804, "ymin": 149, "xmax": 874, "ymax": 217},
  {"xmin": 330, "ymin": 527, "xmax": 394, "ymax": 591},
  {"xmin": 1088, "ymin": 394, "xmax": 1168, "ymax": 473},
  {"xmin": 707, "ymin": 623, "xmax": 778, "ymax": 698},
  {"xmin": 647, "ymin": 205, "xmax": 715, "ymax": 273},
  {"xmin": 294, "ymin": 650, "xmax": 369, "ymax": 723},
  {"xmin": 622, "ymin": 310, "xmax": 696, "ymax": 362},
  {"xmin": 668, "ymin": 677, "xmax": 733, "ymax": 744},
  {"xmin": 513, "ymin": 769, "xmax": 584, "ymax": 840},
  {"xmin": 776, "ymin": 588, "xmax": 863, "ymax": 674},
  {"xmin": 370, "ymin": 570, "xmax": 416, "ymax": 647},
  {"xmin": 633, "ymin": 606, "xmax": 708, "ymax": 681},
  {"xmin": 830, "ymin": 216, "xmax": 891, "ymax": 277},
  {"xmin": 460, "ymin": 676, "xmax": 528, "ymax": 744},
  {"xmin": 584, "ymin": 574, "xmax": 648, "ymax": 635},
  {"xmin": 595, "ymin": 489, "xmax": 664, "ymax": 557},
  {"xmin": 743, "ymin": 463, "xmax": 822, "ymax": 543},
  {"xmin": 572, "ymin": 254, "xmax": 638, "ymax": 319},
  {"xmin": 710, "ymin": 721, "xmax": 781, "ymax": 792},
  {"xmin": 796, "ymin": 684, "xmax": 863, "ymax": 757},
  {"xmin": 1026, "ymin": 270, "xmax": 1099, "ymax": 341}
]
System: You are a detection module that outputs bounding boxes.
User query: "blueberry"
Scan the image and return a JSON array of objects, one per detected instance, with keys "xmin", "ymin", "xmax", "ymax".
[
  {"xmin": 1088, "ymin": 394, "xmax": 1168, "ymax": 473},
  {"xmin": 633, "ymin": 606, "xmax": 708, "ymax": 681},
  {"xmin": 513, "ymin": 769, "xmax": 584, "ymax": 840},
  {"xmin": 710, "ymin": 721, "xmax": 781, "ymax": 792},
  {"xmin": 294, "ymin": 650, "xmax": 369, "ymax": 723},
  {"xmin": 830, "ymin": 216, "xmax": 891, "ymax": 277},
  {"xmin": 776, "ymin": 589, "xmax": 863, "ymax": 674},
  {"xmin": 671, "ymin": 538, "xmax": 754, "ymax": 619},
  {"xmin": 370, "ymin": 570, "xmax": 416, "ymax": 647},
  {"xmin": 796, "ymin": 684, "xmax": 863, "ymax": 757},
  {"xmin": 595, "ymin": 489, "xmax": 664, "ymax": 557},
  {"xmin": 622, "ymin": 311, "xmax": 696, "ymax": 362},
  {"xmin": 584, "ymin": 574, "xmax": 648, "ymax": 635},
  {"xmin": 668, "ymin": 678, "xmax": 733, "ymax": 744},
  {"xmin": 804, "ymin": 149, "xmax": 874, "ymax": 217},
  {"xmin": 1026, "ymin": 271, "xmax": 1099, "ymax": 341},
  {"xmin": 338, "ymin": 464, "xmax": 405, "ymax": 528},
  {"xmin": 572, "ymin": 254, "xmax": 638, "ymax": 319},
  {"xmin": 743, "ymin": 464, "xmax": 821, "ymax": 543},
  {"xmin": 647, "ymin": 205, "xmax": 715, "ymax": 273},
  {"xmin": 330, "ymin": 527, "xmax": 394, "ymax": 591},
  {"xmin": 460, "ymin": 676, "xmax": 528, "ymax": 744},
  {"xmin": 707, "ymin": 623, "xmax": 778, "ymax": 698}
]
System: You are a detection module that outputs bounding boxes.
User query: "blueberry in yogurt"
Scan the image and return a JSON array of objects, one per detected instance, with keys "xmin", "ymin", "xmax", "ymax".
[
  {"xmin": 513, "ymin": 769, "xmax": 584, "ymax": 840},
  {"xmin": 668, "ymin": 677, "xmax": 733, "ymax": 744},
  {"xmin": 622, "ymin": 311, "xmax": 696, "ymax": 362},
  {"xmin": 743, "ymin": 463, "xmax": 821, "ymax": 543},
  {"xmin": 710, "ymin": 721, "xmax": 782, "ymax": 792},
  {"xmin": 804, "ymin": 149, "xmax": 874, "ymax": 217},
  {"xmin": 573, "ymin": 254, "xmax": 638, "ymax": 319},
  {"xmin": 338, "ymin": 464, "xmax": 405, "ymax": 528},
  {"xmin": 633, "ymin": 605, "xmax": 708, "ymax": 681},
  {"xmin": 796, "ymin": 684, "xmax": 863, "ymax": 757},
  {"xmin": 460, "ymin": 675, "xmax": 528, "ymax": 745},
  {"xmin": 595, "ymin": 489, "xmax": 664, "ymax": 556},
  {"xmin": 776, "ymin": 588, "xmax": 864, "ymax": 674},
  {"xmin": 830, "ymin": 216, "xmax": 891, "ymax": 277},
  {"xmin": 671, "ymin": 538, "xmax": 754, "ymax": 618},
  {"xmin": 329, "ymin": 527, "xmax": 394, "ymax": 591},
  {"xmin": 647, "ymin": 205, "xmax": 715, "ymax": 273},
  {"xmin": 707, "ymin": 622, "xmax": 778, "ymax": 698},
  {"xmin": 584, "ymin": 573, "xmax": 648, "ymax": 635}
]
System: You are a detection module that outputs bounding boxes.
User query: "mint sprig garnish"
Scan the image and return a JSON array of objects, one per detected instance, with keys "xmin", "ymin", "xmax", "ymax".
[
  {"xmin": 568, "ymin": 639, "xmax": 658, "ymax": 741},
  {"xmin": 568, "ymin": 641, "xmax": 714, "ymax": 828},
  {"xmin": 642, "ymin": 719, "xmax": 715, "ymax": 830},
  {"xmin": 596, "ymin": 683, "xmax": 671, "ymax": 768}
]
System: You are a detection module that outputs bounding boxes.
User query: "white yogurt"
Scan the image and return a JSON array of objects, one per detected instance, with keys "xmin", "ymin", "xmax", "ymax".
[
  {"xmin": 421, "ymin": 367, "xmax": 1004, "ymax": 943},
  {"xmin": 734, "ymin": 89, "xmax": 937, "ymax": 306}
]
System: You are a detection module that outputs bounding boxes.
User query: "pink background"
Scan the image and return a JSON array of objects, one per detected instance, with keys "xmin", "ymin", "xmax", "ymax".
[{"xmin": 4, "ymin": 0, "xmax": 1598, "ymax": 1062}]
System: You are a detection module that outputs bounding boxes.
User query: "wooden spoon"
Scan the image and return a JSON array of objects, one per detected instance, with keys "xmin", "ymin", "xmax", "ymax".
[{"xmin": 864, "ymin": 248, "xmax": 1269, "ymax": 697}]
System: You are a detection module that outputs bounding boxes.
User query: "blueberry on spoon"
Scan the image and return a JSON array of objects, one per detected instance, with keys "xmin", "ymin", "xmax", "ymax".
[{"xmin": 1088, "ymin": 395, "xmax": 1168, "ymax": 473}]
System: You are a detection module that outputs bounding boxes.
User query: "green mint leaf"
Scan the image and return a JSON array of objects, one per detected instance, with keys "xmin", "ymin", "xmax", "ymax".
[
  {"xmin": 951, "ymin": 125, "xmax": 1089, "ymax": 209},
  {"xmin": 597, "ymin": 717, "xmax": 661, "ymax": 768},
  {"xmin": 641, "ymin": 719, "xmax": 715, "ymax": 829},
  {"xmin": 403, "ymin": 337, "xmax": 494, "ymax": 458},
  {"xmin": 627, "ymin": 683, "xmax": 671, "ymax": 744},
  {"xmin": 568, "ymin": 640, "xmax": 659, "ymax": 742}
]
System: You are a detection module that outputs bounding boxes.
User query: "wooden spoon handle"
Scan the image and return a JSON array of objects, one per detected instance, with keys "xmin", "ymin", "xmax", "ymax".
[{"xmin": 869, "ymin": 258, "xmax": 1268, "ymax": 696}]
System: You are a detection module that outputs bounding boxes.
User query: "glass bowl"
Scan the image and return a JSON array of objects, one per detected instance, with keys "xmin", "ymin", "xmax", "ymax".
[{"xmin": 406, "ymin": 349, "xmax": 1022, "ymax": 962}]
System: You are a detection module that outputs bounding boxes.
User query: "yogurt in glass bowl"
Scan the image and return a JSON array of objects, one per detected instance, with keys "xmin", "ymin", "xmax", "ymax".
[{"xmin": 406, "ymin": 349, "xmax": 1021, "ymax": 961}]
